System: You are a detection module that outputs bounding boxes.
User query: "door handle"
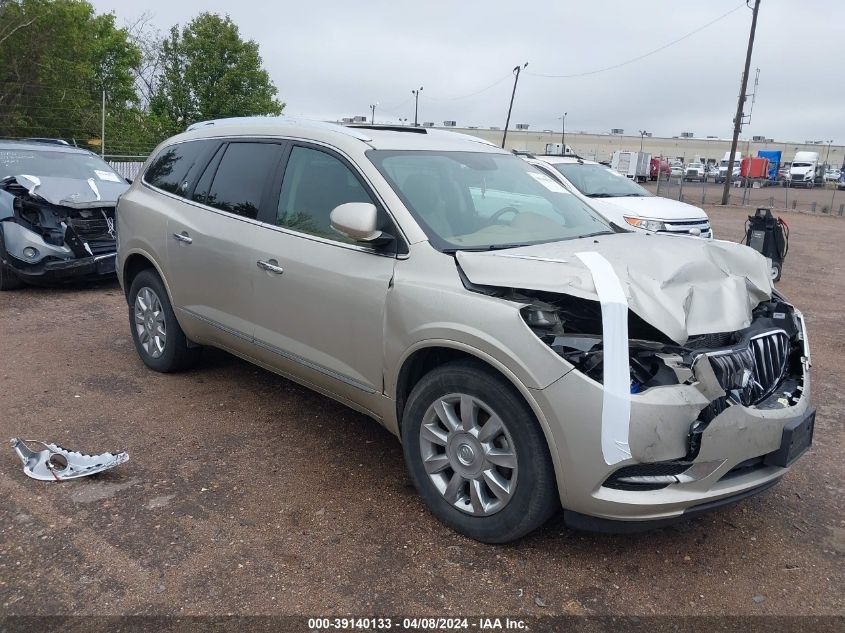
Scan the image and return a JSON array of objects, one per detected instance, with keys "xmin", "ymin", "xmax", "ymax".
[
  {"xmin": 257, "ymin": 259, "xmax": 284, "ymax": 275},
  {"xmin": 172, "ymin": 232, "xmax": 193, "ymax": 244}
]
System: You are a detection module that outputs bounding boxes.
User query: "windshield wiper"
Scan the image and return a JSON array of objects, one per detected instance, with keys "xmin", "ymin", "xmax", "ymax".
[
  {"xmin": 586, "ymin": 193, "xmax": 615, "ymax": 198},
  {"xmin": 482, "ymin": 243, "xmax": 533, "ymax": 251},
  {"xmin": 575, "ymin": 231, "xmax": 614, "ymax": 239},
  {"xmin": 616, "ymin": 193, "xmax": 646, "ymax": 197}
]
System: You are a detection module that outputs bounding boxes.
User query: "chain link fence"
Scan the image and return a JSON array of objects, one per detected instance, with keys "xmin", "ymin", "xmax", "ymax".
[{"xmin": 645, "ymin": 176, "xmax": 845, "ymax": 216}]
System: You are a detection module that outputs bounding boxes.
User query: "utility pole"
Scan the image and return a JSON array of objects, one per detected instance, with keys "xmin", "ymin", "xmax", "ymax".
[
  {"xmin": 101, "ymin": 89, "xmax": 106, "ymax": 158},
  {"xmin": 370, "ymin": 102, "xmax": 378, "ymax": 124},
  {"xmin": 639, "ymin": 130, "xmax": 649, "ymax": 153},
  {"xmin": 559, "ymin": 112, "xmax": 567, "ymax": 154},
  {"xmin": 412, "ymin": 87, "xmax": 423, "ymax": 127},
  {"xmin": 721, "ymin": 0, "xmax": 761, "ymax": 205},
  {"xmin": 501, "ymin": 62, "xmax": 528, "ymax": 149}
]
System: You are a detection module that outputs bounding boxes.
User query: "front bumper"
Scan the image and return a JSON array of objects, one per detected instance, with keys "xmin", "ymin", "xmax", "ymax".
[
  {"xmin": 6, "ymin": 252, "xmax": 116, "ymax": 283},
  {"xmin": 2, "ymin": 220, "xmax": 116, "ymax": 283},
  {"xmin": 531, "ymin": 341, "xmax": 812, "ymax": 525}
]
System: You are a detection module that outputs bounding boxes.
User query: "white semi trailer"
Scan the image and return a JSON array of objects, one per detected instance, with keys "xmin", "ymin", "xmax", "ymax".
[{"xmin": 610, "ymin": 150, "xmax": 650, "ymax": 182}]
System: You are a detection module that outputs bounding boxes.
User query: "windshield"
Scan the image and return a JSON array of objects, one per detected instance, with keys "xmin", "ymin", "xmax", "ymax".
[
  {"xmin": 550, "ymin": 162, "xmax": 652, "ymax": 198},
  {"xmin": 792, "ymin": 162, "xmax": 812, "ymax": 168},
  {"xmin": 368, "ymin": 150, "xmax": 614, "ymax": 251},
  {"xmin": 0, "ymin": 148, "xmax": 123, "ymax": 182}
]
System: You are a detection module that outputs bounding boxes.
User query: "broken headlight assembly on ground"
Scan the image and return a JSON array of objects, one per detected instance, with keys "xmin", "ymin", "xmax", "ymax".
[{"xmin": 10, "ymin": 438, "xmax": 129, "ymax": 481}]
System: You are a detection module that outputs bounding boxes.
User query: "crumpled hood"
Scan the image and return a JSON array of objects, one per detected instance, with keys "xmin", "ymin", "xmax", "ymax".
[
  {"xmin": 1, "ymin": 174, "xmax": 128, "ymax": 208},
  {"xmin": 456, "ymin": 233, "xmax": 772, "ymax": 344}
]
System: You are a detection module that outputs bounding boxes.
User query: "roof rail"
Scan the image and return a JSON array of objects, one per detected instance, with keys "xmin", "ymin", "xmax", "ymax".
[
  {"xmin": 347, "ymin": 124, "xmax": 427, "ymax": 134},
  {"xmin": 23, "ymin": 138, "xmax": 71, "ymax": 146},
  {"xmin": 185, "ymin": 116, "xmax": 372, "ymax": 141}
]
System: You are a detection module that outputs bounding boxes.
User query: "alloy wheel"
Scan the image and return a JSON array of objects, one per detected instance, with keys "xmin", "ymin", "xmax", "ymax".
[
  {"xmin": 134, "ymin": 286, "xmax": 167, "ymax": 359},
  {"xmin": 419, "ymin": 393, "xmax": 518, "ymax": 516}
]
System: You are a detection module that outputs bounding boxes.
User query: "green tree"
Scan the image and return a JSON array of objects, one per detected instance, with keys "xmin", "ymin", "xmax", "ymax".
[
  {"xmin": 0, "ymin": 0, "xmax": 141, "ymax": 144},
  {"xmin": 151, "ymin": 13, "xmax": 283, "ymax": 134}
]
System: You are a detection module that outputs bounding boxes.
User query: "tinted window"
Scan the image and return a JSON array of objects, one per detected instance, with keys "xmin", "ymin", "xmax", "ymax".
[
  {"xmin": 205, "ymin": 142, "xmax": 282, "ymax": 219},
  {"xmin": 144, "ymin": 140, "xmax": 214, "ymax": 195},
  {"xmin": 190, "ymin": 144, "xmax": 224, "ymax": 204},
  {"xmin": 276, "ymin": 146, "xmax": 375, "ymax": 240}
]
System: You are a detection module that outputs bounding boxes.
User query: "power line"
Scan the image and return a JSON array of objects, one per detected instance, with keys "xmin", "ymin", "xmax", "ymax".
[
  {"xmin": 526, "ymin": 2, "xmax": 746, "ymax": 79},
  {"xmin": 421, "ymin": 74, "xmax": 513, "ymax": 101}
]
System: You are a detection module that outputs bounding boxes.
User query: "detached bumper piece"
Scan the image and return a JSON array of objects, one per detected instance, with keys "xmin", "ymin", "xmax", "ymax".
[{"xmin": 10, "ymin": 437, "xmax": 129, "ymax": 481}]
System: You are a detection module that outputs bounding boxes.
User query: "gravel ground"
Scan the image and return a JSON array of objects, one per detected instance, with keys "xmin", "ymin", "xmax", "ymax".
[{"xmin": 0, "ymin": 206, "xmax": 842, "ymax": 617}]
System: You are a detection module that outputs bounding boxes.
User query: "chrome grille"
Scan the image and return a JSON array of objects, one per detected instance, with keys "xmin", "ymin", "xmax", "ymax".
[
  {"xmin": 698, "ymin": 330, "xmax": 790, "ymax": 406},
  {"xmin": 659, "ymin": 218, "xmax": 712, "ymax": 238}
]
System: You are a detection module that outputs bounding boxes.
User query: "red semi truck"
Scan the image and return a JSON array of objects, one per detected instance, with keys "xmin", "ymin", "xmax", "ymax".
[
  {"xmin": 649, "ymin": 157, "xmax": 670, "ymax": 180},
  {"xmin": 741, "ymin": 156, "xmax": 770, "ymax": 185}
]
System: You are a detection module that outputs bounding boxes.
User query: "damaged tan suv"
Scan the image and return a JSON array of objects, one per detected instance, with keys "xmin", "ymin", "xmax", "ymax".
[{"xmin": 116, "ymin": 118, "xmax": 814, "ymax": 542}]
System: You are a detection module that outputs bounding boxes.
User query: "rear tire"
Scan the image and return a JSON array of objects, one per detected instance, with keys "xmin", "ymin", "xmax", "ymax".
[
  {"xmin": 0, "ymin": 230, "xmax": 24, "ymax": 291},
  {"xmin": 128, "ymin": 269, "xmax": 199, "ymax": 372},
  {"xmin": 771, "ymin": 261, "xmax": 782, "ymax": 283},
  {"xmin": 401, "ymin": 360, "xmax": 559, "ymax": 543}
]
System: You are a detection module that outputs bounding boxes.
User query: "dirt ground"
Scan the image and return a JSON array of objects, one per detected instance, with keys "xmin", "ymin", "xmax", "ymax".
[{"xmin": 0, "ymin": 206, "xmax": 842, "ymax": 618}]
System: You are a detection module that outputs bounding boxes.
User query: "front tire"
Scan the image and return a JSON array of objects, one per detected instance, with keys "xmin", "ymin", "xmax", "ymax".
[
  {"xmin": 128, "ymin": 269, "xmax": 199, "ymax": 372},
  {"xmin": 401, "ymin": 360, "xmax": 559, "ymax": 543},
  {"xmin": 0, "ymin": 230, "xmax": 24, "ymax": 291}
]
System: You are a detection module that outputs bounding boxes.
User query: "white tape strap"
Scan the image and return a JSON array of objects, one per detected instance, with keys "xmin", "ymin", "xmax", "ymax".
[{"xmin": 576, "ymin": 251, "xmax": 632, "ymax": 465}]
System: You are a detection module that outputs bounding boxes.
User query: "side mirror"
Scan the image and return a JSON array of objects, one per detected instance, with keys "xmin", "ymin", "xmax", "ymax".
[{"xmin": 330, "ymin": 202, "xmax": 383, "ymax": 242}]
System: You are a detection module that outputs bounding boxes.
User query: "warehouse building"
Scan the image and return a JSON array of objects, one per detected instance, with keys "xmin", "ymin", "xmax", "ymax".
[{"xmin": 431, "ymin": 126, "xmax": 843, "ymax": 167}]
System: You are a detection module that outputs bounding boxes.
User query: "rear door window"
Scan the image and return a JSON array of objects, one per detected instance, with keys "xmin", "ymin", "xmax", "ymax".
[
  {"xmin": 144, "ymin": 140, "xmax": 217, "ymax": 196},
  {"xmin": 203, "ymin": 142, "xmax": 283, "ymax": 219}
]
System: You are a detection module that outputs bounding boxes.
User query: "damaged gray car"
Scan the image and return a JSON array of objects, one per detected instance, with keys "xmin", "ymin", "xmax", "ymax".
[
  {"xmin": 0, "ymin": 140, "xmax": 129, "ymax": 289},
  {"xmin": 116, "ymin": 118, "xmax": 814, "ymax": 542}
]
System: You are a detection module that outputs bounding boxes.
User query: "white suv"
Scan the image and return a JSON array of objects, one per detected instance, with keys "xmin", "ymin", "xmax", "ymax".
[
  {"xmin": 115, "ymin": 117, "xmax": 813, "ymax": 542},
  {"xmin": 525, "ymin": 156, "xmax": 712, "ymax": 238}
]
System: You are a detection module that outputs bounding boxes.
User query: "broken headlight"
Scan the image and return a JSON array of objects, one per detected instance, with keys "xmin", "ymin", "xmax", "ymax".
[
  {"xmin": 521, "ymin": 304, "xmax": 563, "ymax": 333},
  {"xmin": 549, "ymin": 336, "xmax": 677, "ymax": 392}
]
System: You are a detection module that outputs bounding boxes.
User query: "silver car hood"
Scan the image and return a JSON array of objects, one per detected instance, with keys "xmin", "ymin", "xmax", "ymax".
[
  {"xmin": 3, "ymin": 174, "xmax": 128, "ymax": 208},
  {"xmin": 456, "ymin": 233, "xmax": 773, "ymax": 344}
]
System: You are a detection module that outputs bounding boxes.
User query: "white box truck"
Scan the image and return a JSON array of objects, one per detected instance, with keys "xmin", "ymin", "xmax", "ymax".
[
  {"xmin": 716, "ymin": 151, "xmax": 742, "ymax": 183},
  {"xmin": 610, "ymin": 150, "xmax": 650, "ymax": 182},
  {"xmin": 788, "ymin": 150, "xmax": 822, "ymax": 188},
  {"xmin": 544, "ymin": 143, "xmax": 573, "ymax": 156}
]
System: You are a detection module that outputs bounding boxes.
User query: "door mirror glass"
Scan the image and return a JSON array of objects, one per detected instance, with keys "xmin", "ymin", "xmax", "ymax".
[{"xmin": 330, "ymin": 202, "xmax": 382, "ymax": 242}]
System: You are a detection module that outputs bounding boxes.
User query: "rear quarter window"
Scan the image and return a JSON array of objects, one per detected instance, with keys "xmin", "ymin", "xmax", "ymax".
[{"xmin": 144, "ymin": 140, "xmax": 217, "ymax": 196}]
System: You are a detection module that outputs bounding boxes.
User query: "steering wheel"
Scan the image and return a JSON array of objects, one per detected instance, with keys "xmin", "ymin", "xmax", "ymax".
[{"xmin": 488, "ymin": 206, "xmax": 520, "ymax": 225}]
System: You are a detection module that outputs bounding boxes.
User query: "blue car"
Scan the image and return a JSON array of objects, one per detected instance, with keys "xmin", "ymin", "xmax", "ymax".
[{"xmin": 0, "ymin": 140, "xmax": 129, "ymax": 289}]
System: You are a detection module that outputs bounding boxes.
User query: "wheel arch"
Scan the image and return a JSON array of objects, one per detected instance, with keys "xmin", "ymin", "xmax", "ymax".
[
  {"xmin": 121, "ymin": 249, "xmax": 172, "ymax": 305},
  {"xmin": 392, "ymin": 340, "xmax": 566, "ymax": 499}
]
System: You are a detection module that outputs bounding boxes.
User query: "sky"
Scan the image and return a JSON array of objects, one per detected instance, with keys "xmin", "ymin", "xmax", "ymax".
[{"xmin": 90, "ymin": 0, "xmax": 844, "ymax": 143}]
